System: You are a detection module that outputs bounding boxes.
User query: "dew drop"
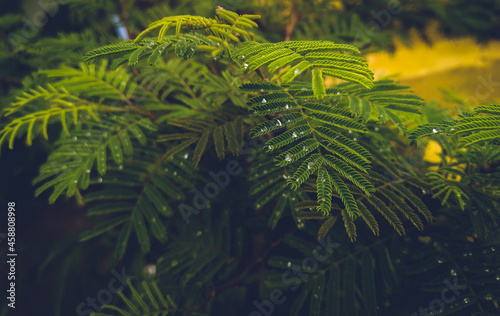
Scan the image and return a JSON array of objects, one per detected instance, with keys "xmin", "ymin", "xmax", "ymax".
[
  {"xmin": 268, "ymin": 145, "xmax": 274, "ymax": 150},
  {"xmin": 374, "ymin": 127, "xmax": 380, "ymax": 131},
  {"xmin": 285, "ymin": 154, "xmax": 292, "ymax": 162},
  {"xmin": 97, "ymin": 178, "xmax": 103, "ymax": 183},
  {"xmin": 422, "ymin": 190, "xmax": 427, "ymax": 194},
  {"xmin": 276, "ymin": 120, "xmax": 282, "ymax": 127},
  {"xmin": 307, "ymin": 162, "xmax": 314, "ymax": 169},
  {"xmin": 118, "ymin": 164, "xmax": 123, "ymax": 170},
  {"xmin": 285, "ymin": 104, "xmax": 290, "ymax": 109},
  {"xmin": 353, "ymin": 138, "xmax": 357, "ymax": 141},
  {"xmin": 294, "ymin": 68, "xmax": 300, "ymax": 75},
  {"xmin": 72, "ymin": 136, "xmax": 78, "ymax": 141},
  {"xmin": 463, "ymin": 298, "xmax": 470, "ymax": 304},
  {"xmin": 85, "ymin": 169, "xmax": 91, "ymax": 173},
  {"xmin": 450, "ymin": 269, "xmax": 457, "ymax": 276},
  {"xmin": 243, "ymin": 63, "xmax": 249, "ymax": 69},
  {"xmin": 292, "ymin": 132, "xmax": 298, "ymax": 138},
  {"xmin": 432, "ymin": 128, "xmax": 438, "ymax": 133},
  {"xmin": 173, "ymin": 171, "xmax": 177, "ymax": 176},
  {"xmin": 287, "ymin": 262, "xmax": 292, "ymax": 268},
  {"xmin": 348, "ymin": 130, "xmax": 352, "ymax": 134},
  {"xmin": 183, "ymin": 153, "xmax": 189, "ymax": 159},
  {"xmin": 262, "ymin": 98, "xmax": 267, "ymax": 103},
  {"xmin": 144, "ymin": 264, "xmax": 156, "ymax": 277}
]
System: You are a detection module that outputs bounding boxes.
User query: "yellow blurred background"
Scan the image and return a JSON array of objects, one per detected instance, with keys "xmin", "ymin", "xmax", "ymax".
[{"xmin": 366, "ymin": 22, "xmax": 500, "ymax": 108}]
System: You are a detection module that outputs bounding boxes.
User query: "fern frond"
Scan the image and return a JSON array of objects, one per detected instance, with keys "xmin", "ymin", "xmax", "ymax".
[
  {"xmin": 275, "ymin": 139, "xmax": 319, "ymax": 167},
  {"xmin": 287, "ymin": 153, "xmax": 323, "ymax": 189},
  {"xmin": 390, "ymin": 183, "xmax": 433, "ymax": 222},
  {"xmin": 82, "ymin": 40, "xmax": 138, "ymax": 63},
  {"xmin": 0, "ymin": 105, "xmax": 99, "ymax": 153},
  {"xmin": 323, "ymin": 154, "xmax": 373, "ymax": 194},
  {"xmin": 318, "ymin": 216, "xmax": 338, "ymax": 239},
  {"xmin": 316, "ymin": 167, "xmax": 333, "ymax": 214},
  {"xmin": 235, "ymin": 40, "xmax": 374, "ymax": 90},
  {"xmin": 33, "ymin": 114, "xmax": 155, "ymax": 198},
  {"xmin": 330, "ymin": 171, "xmax": 358, "ymax": 219},
  {"xmin": 473, "ymin": 103, "xmax": 500, "ymax": 115},
  {"xmin": 379, "ymin": 187, "xmax": 424, "ymax": 230},
  {"xmin": 97, "ymin": 280, "xmax": 176, "ymax": 316},
  {"xmin": 249, "ymin": 113, "xmax": 305, "ymax": 137},
  {"xmin": 357, "ymin": 200, "xmax": 379, "ymax": 236},
  {"xmin": 459, "ymin": 129, "xmax": 500, "ymax": 147},
  {"xmin": 365, "ymin": 195, "xmax": 405, "ymax": 235},
  {"xmin": 408, "ymin": 121, "xmax": 456, "ymax": 141},
  {"xmin": 41, "ymin": 60, "xmax": 137, "ymax": 100},
  {"xmin": 79, "ymin": 149, "xmax": 192, "ymax": 257}
]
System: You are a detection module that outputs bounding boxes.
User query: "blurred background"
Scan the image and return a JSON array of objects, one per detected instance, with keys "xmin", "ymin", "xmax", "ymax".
[{"xmin": 1, "ymin": 0, "xmax": 500, "ymax": 315}]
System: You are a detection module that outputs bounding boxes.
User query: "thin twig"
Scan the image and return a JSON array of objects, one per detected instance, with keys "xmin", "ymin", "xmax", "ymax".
[{"xmin": 285, "ymin": 2, "xmax": 299, "ymax": 41}]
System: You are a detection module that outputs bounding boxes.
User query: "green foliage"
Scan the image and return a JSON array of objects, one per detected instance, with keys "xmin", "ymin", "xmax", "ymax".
[
  {"xmin": 92, "ymin": 279, "xmax": 177, "ymax": 316},
  {"xmin": 84, "ymin": 8, "xmax": 260, "ymax": 64},
  {"xmin": 410, "ymin": 104, "xmax": 500, "ymax": 147},
  {"xmin": 235, "ymin": 40, "xmax": 374, "ymax": 89},
  {"xmin": 1, "ymin": 4, "xmax": 499, "ymax": 316}
]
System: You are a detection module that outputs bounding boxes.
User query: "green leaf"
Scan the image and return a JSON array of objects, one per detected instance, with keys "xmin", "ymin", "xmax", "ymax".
[
  {"xmin": 109, "ymin": 137, "xmax": 123, "ymax": 165},
  {"xmin": 80, "ymin": 216, "xmax": 128, "ymax": 242},
  {"xmin": 312, "ymin": 69, "xmax": 326, "ymax": 100},
  {"xmin": 132, "ymin": 208, "xmax": 151, "ymax": 253},
  {"xmin": 309, "ymin": 273, "xmax": 326, "ymax": 316},
  {"xmin": 213, "ymin": 125, "xmax": 225, "ymax": 159},
  {"xmin": 317, "ymin": 167, "xmax": 333, "ymax": 215},
  {"xmin": 330, "ymin": 171, "xmax": 359, "ymax": 219}
]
